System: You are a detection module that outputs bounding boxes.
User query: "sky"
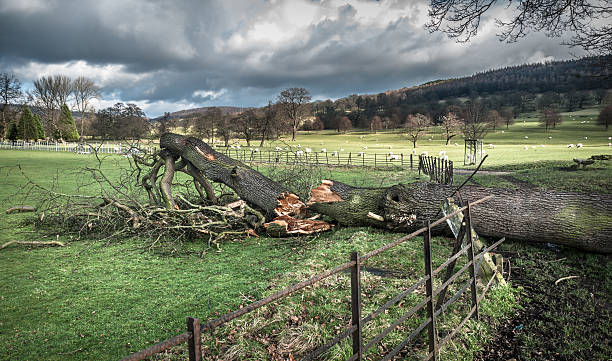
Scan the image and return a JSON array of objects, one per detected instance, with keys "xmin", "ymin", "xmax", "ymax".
[{"xmin": 0, "ymin": 0, "xmax": 584, "ymax": 117}]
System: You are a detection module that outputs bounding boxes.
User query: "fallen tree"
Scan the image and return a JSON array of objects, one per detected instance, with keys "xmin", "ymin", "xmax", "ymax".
[{"xmin": 160, "ymin": 133, "xmax": 612, "ymax": 253}]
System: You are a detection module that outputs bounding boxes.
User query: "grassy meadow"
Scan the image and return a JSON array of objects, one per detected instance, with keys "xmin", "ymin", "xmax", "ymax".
[{"xmin": 0, "ymin": 105, "xmax": 610, "ymax": 360}]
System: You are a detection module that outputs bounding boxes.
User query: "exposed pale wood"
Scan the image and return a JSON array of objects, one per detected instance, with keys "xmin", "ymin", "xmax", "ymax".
[
  {"xmin": 1, "ymin": 240, "xmax": 66, "ymax": 250},
  {"xmin": 6, "ymin": 206, "xmax": 36, "ymax": 214}
]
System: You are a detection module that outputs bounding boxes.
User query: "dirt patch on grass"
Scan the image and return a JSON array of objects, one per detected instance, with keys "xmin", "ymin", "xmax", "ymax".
[{"xmin": 475, "ymin": 243, "xmax": 611, "ymax": 360}]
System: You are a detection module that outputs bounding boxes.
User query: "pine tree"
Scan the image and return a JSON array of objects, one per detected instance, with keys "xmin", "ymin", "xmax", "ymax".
[
  {"xmin": 58, "ymin": 103, "xmax": 79, "ymax": 141},
  {"xmin": 6, "ymin": 121, "xmax": 18, "ymax": 141},
  {"xmin": 34, "ymin": 113, "xmax": 45, "ymax": 139},
  {"xmin": 17, "ymin": 105, "xmax": 38, "ymax": 141}
]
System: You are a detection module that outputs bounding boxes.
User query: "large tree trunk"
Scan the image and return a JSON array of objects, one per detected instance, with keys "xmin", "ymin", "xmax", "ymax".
[{"xmin": 161, "ymin": 133, "xmax": 612, "ymax": 253}]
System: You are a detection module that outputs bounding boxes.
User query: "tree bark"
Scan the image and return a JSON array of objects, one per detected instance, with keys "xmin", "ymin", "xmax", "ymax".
[{"xmin": 160, "ymin": 133, "xmax": 612, "ymax": 253}]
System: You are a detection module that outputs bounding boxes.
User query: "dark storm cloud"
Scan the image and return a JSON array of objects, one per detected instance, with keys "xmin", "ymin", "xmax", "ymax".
[{"xmin": 0, "ymin": 0, "xmax": 583, "ymax": 116}]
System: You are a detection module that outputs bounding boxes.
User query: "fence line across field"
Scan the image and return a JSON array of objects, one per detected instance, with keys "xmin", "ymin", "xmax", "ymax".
[
  {"xmin": 121, "ymin": 195, "xmax": 504, "ymax": 361},
  {"xmin": 0, "ymin": 140, "xmax": 155, "ymax": 155}
]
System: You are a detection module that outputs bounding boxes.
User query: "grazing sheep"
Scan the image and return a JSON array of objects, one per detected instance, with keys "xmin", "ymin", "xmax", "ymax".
[
  {"xmin": 524, "ymin": 136, "xmax": 529, "ymax": 139},
  {"xmin": 412, "ymin": 149, "xmax": 417, "ymax": 154},
  {"xmin": 363, "ymin": 146, "xmax": 368, "ymax": 150},
  {"xmin": 275, "ymin": 146, "xmax": 282, "ymax": 151},
  {"xmin": 439, "ymin": 150, "xmax": 446, "ymax": 156},
  {"xmin": 305, "ymin": 148, "xmax": 312, "ymax": 153},
  {"xmin": 387, "ymin": 151, "xmax": 394, "ymax": 156},
  {"xmin": 388, "ymin": 145, "xmax": 393, "ymax": 149},
  {"xmin": 548, "ymin": 136, "xmax": 552, "ymax": 139},
  {"xmin": 230, "ymin": 145, "xmax": 235, "ymax": 149},
  {"xmin": 420, "ymin": 151, "xmax": 428, "ymax": 156},
  {"xmin": 501, "ymin": 130, "xmax": 504, "ymax": 133},
  {"xmin": 576, "ymin": 143, "xmax": 583, "ymax": 148},
  {"xmin": 428, "ymin": 138, "xmax": 432, "ymax": 141},
  {"xmin": 608, "ymin": 137, "xmax": 611, "ymax": 140},
  {"xmin": 584, "ymin": 137, "xmax": 588, "ymax": 140},
  {"xmin": 358, "ymin": 151, "xmax": 364, "ymax": 156},
  {"xmin": 608, "ymin": 143, "xmax": 611, "ymax": 147},
  {"xmin": 340, "ymin": 148, "xmax": 344, "ymax": 152},
  {"xmin": 321, "ymin": 148, "xmax": 326, "ymax": 153},
  {"xmin": 440, "ymin": 155, "xmax": 449, "ymax": 161},
  {"xmin": 236, "ymin": 145, "xmax": 241, "ymax": 149},
  {"xmin": 332, "ymin": 151, "xmax": 338, "ymax": 156},
  {"xmin": 390, "ymin": 155, "xmax": 400, "ymax": 160},
  {"xmin": 297, "ymin": 144, "xmax": 301, "ymax": 148},
  {"xmin": 523, "ymin": 145, "xmax": 529, "ymax": 150},
  {"xmin": 454, "ymin": 143, "xmax": 459, "ymax": 147},
  {"xmin": 254, "ymin": 148, "xmax": 259, "ymax": 152},
  {"xmin": 296, "ymin": 150, "xmax": 304, "ymax": 155},
  {"xmin": 531, "ymin": 146, "xmax": 536, "ymax": 150},
  {"xmin": 541, "ymin": 144, "xmax": 546, "ymax": 148},
  {"xmin": 567, "ymin": 144, "xmax": 575, "ymax": 148}
]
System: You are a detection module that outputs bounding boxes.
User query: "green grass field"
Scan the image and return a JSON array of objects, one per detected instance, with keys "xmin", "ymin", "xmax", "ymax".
[{"xmin": 0, "ymin": 105, "xmax": 610, "ymax": 360}]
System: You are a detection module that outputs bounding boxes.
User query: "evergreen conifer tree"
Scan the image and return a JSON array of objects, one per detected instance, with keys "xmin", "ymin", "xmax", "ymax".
[
  {"xmin": 17, "ymin": 105, "xmax": 38, "ymax": 141},
  {"xmin": 34, "ymin": 113, "xmax": 45, "ymax": 140},
  {"xmin": 58, "ymin": 103, "xmax": 79, "ymax": 141},
  {"xmin": 6, "ymin": 121, "xmax": 18, "ymax": 141}
]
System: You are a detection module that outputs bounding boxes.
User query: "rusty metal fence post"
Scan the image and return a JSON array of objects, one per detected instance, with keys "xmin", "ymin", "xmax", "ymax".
[
  {"xmin": 186, "ymin": 317, "xmax": 202, "ymax": 361},
  {"xmin": 350, "ymin": 251, "xmax": 363, "ymax": 360},
  {"xmin": 423, "ymin": 221, "xmax": 439, "ymax": 361},
  {"xmin": 466, "ymin": 204, "xmax": 480, "ymax": 321}
]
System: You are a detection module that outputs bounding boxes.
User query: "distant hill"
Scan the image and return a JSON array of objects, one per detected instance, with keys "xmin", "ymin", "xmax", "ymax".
[{"xmin": 149, "ymin": 106, "xmax": 246, "ymax": 122}]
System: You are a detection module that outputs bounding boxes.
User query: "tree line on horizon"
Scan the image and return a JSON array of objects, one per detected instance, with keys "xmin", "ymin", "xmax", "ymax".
[{"xmin": 1, "ymin": 56, "xmax": 611, "ymax": 144}]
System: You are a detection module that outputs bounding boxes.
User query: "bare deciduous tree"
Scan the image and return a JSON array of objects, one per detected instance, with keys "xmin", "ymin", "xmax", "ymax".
[
  {"xmin": 426, "ymin": 0, "xmax": 612, "ymax": 55},
  {"xmin": 277, "ymin": 87, "xmax": 311, "ymax": 141},
  {"xmin": 540, "ymin": 106, "xmax": 562, "ymax": 131},
  {"xmin": 440, "ymin": 111, "xmax": 461, "ymax": 145},
  {"xmin": 404, "ymin": 113, "xmax": 432, "ymax": 148},
  {"xmin": 33, "ymin": 75, "xmax": 74, "ymax": 139},
  {"xmin": 460, "ymin": 100, "xmax": 490, "ymax": 139},
  {"xmin": 0, "ymin": 73, "xmax": 22, "ymax": 138},
  {"xmin": 72, "ymin": 76, "xmax": 100, "ymax": 137}
]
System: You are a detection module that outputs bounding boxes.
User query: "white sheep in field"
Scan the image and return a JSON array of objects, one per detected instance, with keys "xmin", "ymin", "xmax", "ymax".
[
  {"xmin": 567, "ymin": 144, "xmax": 575, "ymax": 148},
  {"xmin": 358, "ymin": 151, "xmax": 364, "ymax": 157},
  {"xmin": 388, "ymin": 145, "xmax": 393, "ymax": 149},
  {"xmin": 363, "ymin": 146, "xmax": 368, "ymax": 150},
  {"xmin": 420, "ymin": 151, "xmax": 428, "ymax": 156},
  {"xmin": 439, "ymin": 150, "xmax": 446, "ymax": 156},
  {"xmin": 576, "ymin": 143, "xmax": 583, "ymax": 148},
  {"xmin": 390, "ymin": 155, "xmax": 400, "ymax": 160},
  {"xmin": 305, "ymin": 148, "xmax": 312, "ymax": 153},
  {"xmin": 541, "ymin": 145, "xmax": 546, "ymax": 148},
  {"xmin": 524, "ymin": 136, "xmax": 529, "ymax": 139},
  {"xmin": 454, "ymin": 143, "xmax": 459, "ymax": 147},
  {"xmin": 296, "ymin": 150, "xmax": 304, "ymax": 155},
  {"xmin": 340, "ymin": 148, "xmax": 344, "ymax": 152},
  {"xmin": 608, "ymin": 137, "xmax": 611, "ymax": 140},
  {"xmin": 275, "ymin": 146, "xmax": 282, "ymax": 151},
  {"xmin": 440, "ymin": 155, "xmax": 449, "ymax": 161},
  {"xmin": 608, "ymin": 143, "xmax": 611, "ymax": 147},
  {"xmin": 332, "ymin": 151, "xmax": 338, "ymax": 156},
  {"xmin": 488, "ymin": 143, "xmax": 495, "ymax": 149},
  {"xmin": 412, "ymin": 149, "xmax": 417, "ymax": 154},
  {"xmin": 387, "ymin": 151, "xmax": 394, "ymax": 156},
  {"xmin": 236, "ymin": 145, "xmax": 241, "ymax": 149},
  {"xmin": 584, "ymin": 137, "xmax": 588, "ymax": 140},
  {"xmin": 321, "ymin": 148, "xmax": 326, "ymax": 153},
  {"xmin": 523, "ymin": 145, "xmax": 529, "ymax": 150},
  {"xmin": 531, "ymin": 146, "xmax": 536, "ymax": 150},
  {"xmin": 230, "ymin": 145, "xmax": 235, "ymax": 149},
  {"xmin": 254, "ymin": 148, "xmax": 259, "ymax": 152},
  {"xmin": 297, "ymin": 144, "xmax": 301, "ymax": 148}
]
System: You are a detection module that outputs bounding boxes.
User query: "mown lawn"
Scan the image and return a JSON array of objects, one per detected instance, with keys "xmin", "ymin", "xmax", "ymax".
[{"xmin": 1, "ymin": 105, "xmax": 610, "ymax": 360}]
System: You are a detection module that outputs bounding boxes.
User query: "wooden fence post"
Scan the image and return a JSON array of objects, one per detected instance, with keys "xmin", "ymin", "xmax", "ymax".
[
  {"xmin": 466, "ymin": 204, "xmax": 480, "ymax": 321},
  {"xmin": 186, "ymin": 317, "xmax": 202, "ymax": 361},
  {"xmin": 424, "ymin": 221, "xmax": 439, "ymax": 361},
  {"xmin": 350, "ymin": 251, "xmax": 363, "ymax": 360}
]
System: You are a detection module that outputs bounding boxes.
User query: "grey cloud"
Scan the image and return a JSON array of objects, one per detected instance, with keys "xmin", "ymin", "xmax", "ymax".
[{"xmin": 0, "ymin": 0, "xmax": 584, "ymax": 116}]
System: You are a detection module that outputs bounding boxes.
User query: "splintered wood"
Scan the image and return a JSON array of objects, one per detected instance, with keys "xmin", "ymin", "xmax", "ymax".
[
  {"xmin": 274, "ymin": 193, "xmax": 306, "ymax": 216},
  {"xmin": 307, "ymin": 180, "xmax": 343, "ymax": 204},
  {"xmin": 264, "ymin": 215, "xmax": 331, "ymax": 236},
  {"xmin": 267, "ymin": 191, "xmax": 332, "ymax": 236}
]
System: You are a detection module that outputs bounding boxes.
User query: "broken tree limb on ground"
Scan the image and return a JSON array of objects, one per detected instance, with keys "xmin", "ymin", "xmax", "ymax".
[{"xmin": 159, "ymin": 133, "xmax": 612, "ymax": 253}]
